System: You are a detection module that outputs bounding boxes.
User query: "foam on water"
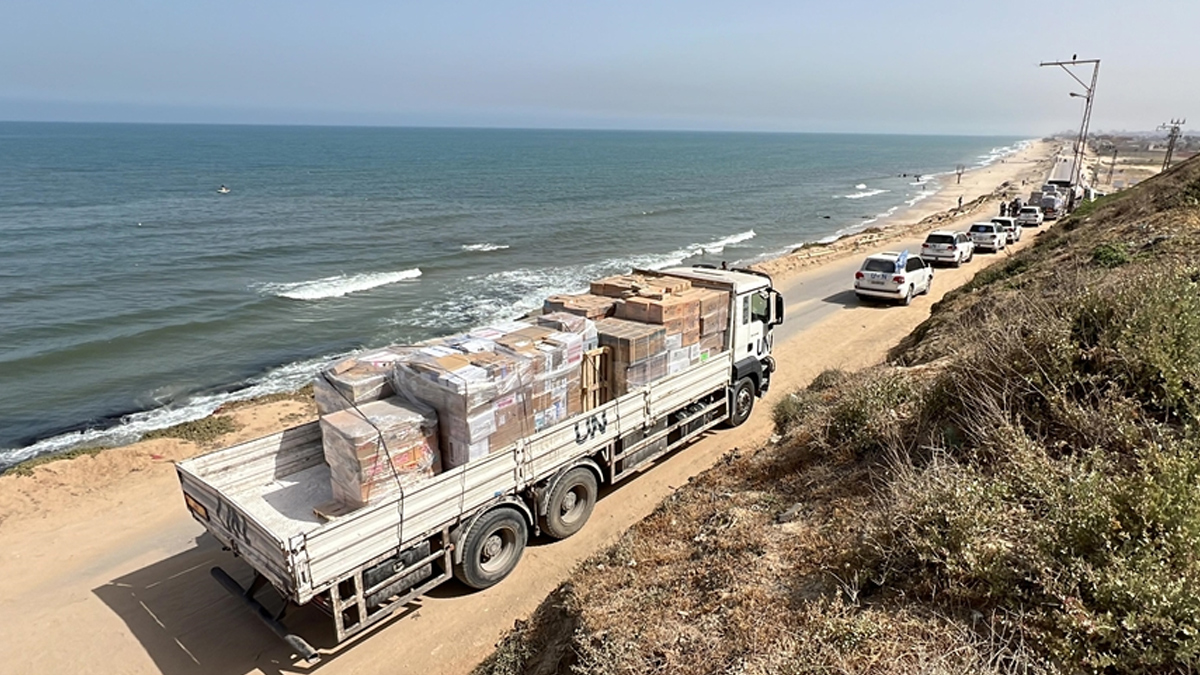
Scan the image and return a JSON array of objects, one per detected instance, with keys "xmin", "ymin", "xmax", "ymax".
[
  {"xmin": 461, "ymin": 243, "xmax": 510, "ymax": 252},
  {"xmin": 842, "ymin": 188, "xmax": 890, "ymax": 200},
  {"xmin": 0, "ymin": 356, "xmax": 332, "ymax": 470},
  {"xmin": 258, "ymin": 268, "xmax": 423, "ymax": 300}
]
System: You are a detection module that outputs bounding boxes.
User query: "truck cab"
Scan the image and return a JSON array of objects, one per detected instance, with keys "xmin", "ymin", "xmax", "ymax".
[{"xmin": 657, "ymin": 266, "xmax": 783, "ymax": 399}]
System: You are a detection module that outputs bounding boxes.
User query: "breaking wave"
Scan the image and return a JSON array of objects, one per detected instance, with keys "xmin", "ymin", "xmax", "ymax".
[{"xmin": 258, "ymin": 268, "xmax": 423, "ymax": 300}]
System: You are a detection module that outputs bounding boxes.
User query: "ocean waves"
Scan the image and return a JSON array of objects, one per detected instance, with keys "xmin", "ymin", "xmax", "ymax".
[
  {"xmin": 461, "ymin": 243, "xmax": 510, "ymax": 252},
  {"xmin": 257, "ymin": 268, "xmax": 423, "ymax": 300}
]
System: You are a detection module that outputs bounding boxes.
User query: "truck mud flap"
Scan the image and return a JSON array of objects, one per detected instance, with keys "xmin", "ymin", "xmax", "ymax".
[{"xmin": 211, "ymin": 567, "xmax": 320, "ymax": 663}]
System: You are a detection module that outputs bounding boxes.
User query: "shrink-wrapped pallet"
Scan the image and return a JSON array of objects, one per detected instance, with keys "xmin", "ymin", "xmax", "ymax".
[
  {"xmin": 537, "ymin": 312, "xmax": 599, "ymax": 351},
  {"xmin": 319, "ymin": 397, "xmax": 440, "ymax": 509},
  {"xmin": 542, "ymin": 293, "xmax": 616, "ymax": 320},
  {"xmin": 613, "ymin": 353, "xmax": 669, "ymax": 395},
  {"xmin": 391, "ymin": 346, "xmax": 533, "ymax": 469},
  {"xmin": 595, "ymin": 318, "xmax": 666, "ymax": 364},
  {"xmin": 314, "ymin": 348, "xmax": 415, "ymax": 415},
  {"xmin": 496, "ymin": 327, "xmax": 585, "ymax": 432}
]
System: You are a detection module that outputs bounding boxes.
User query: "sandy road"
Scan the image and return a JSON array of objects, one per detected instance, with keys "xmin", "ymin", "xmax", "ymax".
[{"xmin": 0, "ymin": 209, "xmax": 1050, "ymax": 675}]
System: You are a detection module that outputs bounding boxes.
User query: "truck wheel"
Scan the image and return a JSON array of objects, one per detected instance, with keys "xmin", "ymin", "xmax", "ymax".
[
  {"xmin": 454, "ymin": 508, "xmax": 527, "ymax": 590},
  {"xmin": 542, "ymin": 468, "xmax": 597, "ymax": 539},
  {"xmin": 725, "ymin": 377, "xmax": 755, "ymax": 428}
]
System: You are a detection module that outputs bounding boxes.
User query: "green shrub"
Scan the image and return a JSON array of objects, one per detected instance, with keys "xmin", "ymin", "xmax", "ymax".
[
  {"xmin": 140, "ymin": 415, "xmax": 239, "ymax": 444},
  {"xmin": 1091, "ymin": 242, "xmax": 1130, "ymax": 267}
]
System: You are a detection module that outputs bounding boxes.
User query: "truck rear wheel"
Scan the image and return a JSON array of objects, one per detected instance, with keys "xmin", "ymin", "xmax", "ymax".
[
  {"xmin": 725, "ymin": 377, "xmax": 755, "ymax": 428},
  {"xmin": 542, "ymin": 468, "xmax": 597, "ymax": 539},
  {"xmin": 454, "ymin": 507, "xmax": 527, "ymax": 590}
]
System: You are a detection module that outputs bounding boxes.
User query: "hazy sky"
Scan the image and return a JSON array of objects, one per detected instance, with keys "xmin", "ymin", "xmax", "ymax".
[{"xmin": 2, "ymin": 0, "xmax": 1196, "ymax": 134}]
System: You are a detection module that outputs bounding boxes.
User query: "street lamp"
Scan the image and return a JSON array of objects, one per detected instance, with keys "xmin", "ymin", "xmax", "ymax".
[{"xmin": 1040, "ymin": 58, "xmax": 1100, "ymax": 209}]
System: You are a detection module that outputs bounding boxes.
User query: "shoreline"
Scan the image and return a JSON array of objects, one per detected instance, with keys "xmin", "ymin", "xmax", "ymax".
[{"xmin": 1, "ymin": 138, "xmax": 1056, "ymax": 475}]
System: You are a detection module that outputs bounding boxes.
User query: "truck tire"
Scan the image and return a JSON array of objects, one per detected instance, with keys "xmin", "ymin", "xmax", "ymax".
[
  {"xmin": 454, "ymin": 507, "xmax": 527, "ymax": 590},
  {"xmin": 725, "ymin": 377, "xmax": 755, "ymax": 428},
  {"xmin": 541, "ymin": 468, "xmax": 597, "ymax": 539}
]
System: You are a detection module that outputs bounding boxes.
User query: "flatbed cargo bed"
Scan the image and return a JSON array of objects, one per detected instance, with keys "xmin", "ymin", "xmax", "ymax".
[{"xmin": 177, "ymin": 351, "xmax": 735, "ymax": 605}]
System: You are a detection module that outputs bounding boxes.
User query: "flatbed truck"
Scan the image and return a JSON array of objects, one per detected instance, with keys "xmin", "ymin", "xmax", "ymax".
[{"xmin": 175, "ymin": 266, "xmax": 783, "ymax": 661}]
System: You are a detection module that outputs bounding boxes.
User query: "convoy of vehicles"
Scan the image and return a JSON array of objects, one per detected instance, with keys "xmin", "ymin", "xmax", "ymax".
[
  {"xmin": 920, "ymin": 230, "xmax": 975, "ymax": 267},
  {"xmin": 177, "ymin": 266, "xmax": 783, "ymax": 660},
  {"xmin": 969, "ymin": 222, "xmax": 1007, "ymax": 252},
  {"xmin": 853, "ymin": 251, "xmax": 934, "ymax": 305}
]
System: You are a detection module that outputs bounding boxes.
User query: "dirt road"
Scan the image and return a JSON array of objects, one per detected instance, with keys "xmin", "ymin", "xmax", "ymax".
[{"xmin": 0, "ymin": 216, "xmax": 1049, "ymax": 675}]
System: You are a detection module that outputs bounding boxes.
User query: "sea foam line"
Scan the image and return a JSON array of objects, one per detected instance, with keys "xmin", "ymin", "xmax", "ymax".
[
  {"xmin": 461, "ymin": 243, "xmax": 510, "ymax": 252},
  {"xmin": 0, "ymin": 356, "xmax": 332, "ymax": 471},
  {"xmin": 258, "ymin": 268, "xmax": 422, "ymax": 300},
  {"xmin": 842, "ymin": 188, "xmax": 890, "ymax": 200}
]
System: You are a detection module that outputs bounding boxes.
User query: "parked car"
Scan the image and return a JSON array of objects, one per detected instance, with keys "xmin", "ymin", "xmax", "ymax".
[
  {"xmin": 969, "ymin": 222, "xmax": 1007, "ymax": 253},
  {"xmin": 1017, "ymin": 206, "xmax": 1044, "ymax": 228},
  {"xmin": 991, "ymin": 217, "xmax": 1022, "ymax": 244},
  {"xmin": 921, "ymin": 230, "xmax": 974, "ymax": 267},
  {"xmin": 854, "ymin": 251, "xmax": 934, "ymax": 305}
]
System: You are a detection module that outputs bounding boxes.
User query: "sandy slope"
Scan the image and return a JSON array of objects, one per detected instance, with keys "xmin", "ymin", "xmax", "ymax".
[{"xmin": 0, "ymin": 141, "xmax": 1054, "ymax": 675}]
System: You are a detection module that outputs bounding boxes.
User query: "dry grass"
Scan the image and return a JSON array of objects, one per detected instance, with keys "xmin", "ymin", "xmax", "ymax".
[{"xmin": 475, "ymin": 155, "xmax": 1200, "ymax": 675}]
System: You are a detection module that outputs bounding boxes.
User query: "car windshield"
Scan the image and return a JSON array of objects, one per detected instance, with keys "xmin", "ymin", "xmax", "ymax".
[
  {"xmin": 925, "ymin": 234, "xmax": 954, "ymax": 244},
  {"xmin": 970, "ymin": 224, "xmax": 993, "ymax": 233},
  {"xmin": 862, "ymin": 259, "xmax": 896, "ymax": 273}
]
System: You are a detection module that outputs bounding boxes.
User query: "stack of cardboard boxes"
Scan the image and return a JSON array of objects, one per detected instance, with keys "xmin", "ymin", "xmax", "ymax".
[
  {"xmin": 314, "ymin": 269, "xmax": 733, "ymax": 513},
  {"xmin": 318, "ymin": 397, "xmax": 440, "ymax": 509}
]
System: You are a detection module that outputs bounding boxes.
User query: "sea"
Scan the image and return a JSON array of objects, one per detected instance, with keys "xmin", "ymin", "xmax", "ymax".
[{"xmin": 0, "ymin": 123, "xmax": 1028, "ymax": 470}]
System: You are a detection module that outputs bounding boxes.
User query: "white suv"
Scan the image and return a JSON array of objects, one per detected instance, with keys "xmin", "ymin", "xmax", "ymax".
[
  {"xmin": 1017, "ymin": 206, "xmax": 1044, "ymax": 227},
  {"xmin": 969, "ymin": 222, "xmax": 1007, "ymax": 253},
  {"xmin": 921, "ymin": 230, "xmax": 974, "ymax": 267},
  {"xmin": 854, "ymin": 251, "xmax": 934, "ymax": 305},
  {"xmin": 991, "ymin": 217, "xmax": 1023, "ymax": 244}
]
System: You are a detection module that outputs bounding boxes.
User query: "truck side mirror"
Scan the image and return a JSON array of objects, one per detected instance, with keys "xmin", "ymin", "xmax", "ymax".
[{"xmin": 771, "ymin": 292, "xmax": 785, "ymax": 326}]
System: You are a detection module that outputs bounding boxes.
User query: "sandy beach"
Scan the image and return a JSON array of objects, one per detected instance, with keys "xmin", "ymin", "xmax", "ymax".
[{"xmin": 0, "ymin": 138, "xmax": 1060, "ymax": 674}]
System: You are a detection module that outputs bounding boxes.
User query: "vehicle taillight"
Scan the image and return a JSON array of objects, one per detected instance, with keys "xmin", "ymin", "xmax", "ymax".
[
  {"xmin": 855, "ymin": 271, "xmax": 864, "ymax": 279},
  {"xmin": 921, "ymin": 243, "xmax": 930, "ymax": 247},
  {"xmin": 892, "ymin": 275, "xmax": 905, "ymax": 284}
]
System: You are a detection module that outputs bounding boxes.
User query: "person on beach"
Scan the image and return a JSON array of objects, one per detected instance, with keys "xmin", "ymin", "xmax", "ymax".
[
  {"xmin": 957, "ymin": 195, "xmax": 963, "ymax": 211},
  {"xmin": 999, "ymin": 203, "xmax": 1008, "ymax": 217}
]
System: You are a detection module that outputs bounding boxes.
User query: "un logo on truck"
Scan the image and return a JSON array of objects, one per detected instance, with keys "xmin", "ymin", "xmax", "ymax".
[{"xmin": 574, "ymin": 412, "xmax": 608, "ymax": 444}]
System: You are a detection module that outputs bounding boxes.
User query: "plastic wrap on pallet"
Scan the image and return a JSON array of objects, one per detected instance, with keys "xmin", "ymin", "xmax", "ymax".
[
  {"xmin": 319, "ymin": 397, "xmax": 441, "ymax": 509},
  {"xmin": 314, "ymin": 347, "xmax": 417, "ymax": 415},
  {"xmin": 537, "ymin": 312, "xmax": 599, "ymax": 351},
  {"xmin": 614, "ymin": 353, "xmax": 669, "ymax": 395},
  {"xmin": 390, "ymin": 346, "xmax": 534, "ymax": 469},
  {"xmin": 699, "ymin": 331, "xmax": 727, "ymax": 362},
  {"xmin": 595, "ymin": 318, "xmax": 666, "ymax": 364}
]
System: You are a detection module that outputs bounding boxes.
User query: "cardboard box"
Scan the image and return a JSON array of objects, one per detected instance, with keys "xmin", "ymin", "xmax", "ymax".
[
  {"xmin": 613, "ymin": 353, "xmax": 669, "ymax": 395},
  {"xmin": 313, "ymin": 348, "xmax": 413, "ymax": 415},
  {"xmin": 614, "ymin": 293, "xmax": 700, "ymax": 325},
  {"xmin": 699, "ymin": 307, "xmax": 730, "ymax": 337},
  {"xmin": 320, "ymin": 397, "xmax": 441, "ymax": 509},
  {"xmin": 595, "ymin": 318, "xmax": 666, "ymax": 364},
  {"xmin": 543, "ymin": 293, "xmax": 616, "ymax": 320},
  {"xmin": 590, "ymin": 273, "xmax": 692, "ymax": 299}
]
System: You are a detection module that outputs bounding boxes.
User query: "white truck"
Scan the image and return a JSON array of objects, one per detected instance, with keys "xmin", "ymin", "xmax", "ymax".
[{"xmin": 175, "ymin": 266, "xmax": 783, "ymax": 661}]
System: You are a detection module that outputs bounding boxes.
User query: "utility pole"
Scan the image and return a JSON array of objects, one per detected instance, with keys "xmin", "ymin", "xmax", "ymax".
[
  {"xmin": 956, "ymin": 164, "xmax": 965, "ymax": 184},
  {"xmin": 1040, "ymin": 57, "xmax": 1100, "ymax": 209},
  {"xmin": 1158, "ymin": 118, "xmax": 1186, "ymax": 171}
]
